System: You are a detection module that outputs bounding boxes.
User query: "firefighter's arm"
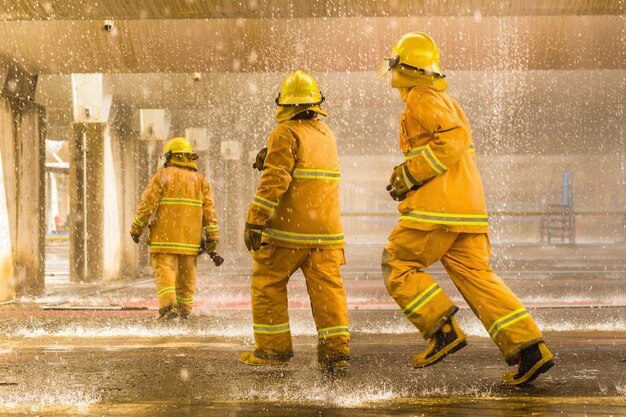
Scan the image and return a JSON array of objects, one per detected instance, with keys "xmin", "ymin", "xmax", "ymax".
[
  {"xmin": 246, "ymin": 126, "xmax": 297, "ymax": 227},
  {"xmin": 130, "ymin": 171, "xmax": 164, "ymax": 236},
  {"xmin": 201, "ymin": 177, "xmax": 220, "ymax": 240},
  {"xmin": 403, "ymin": 94, "xmax": 470, "ymax": 186}
]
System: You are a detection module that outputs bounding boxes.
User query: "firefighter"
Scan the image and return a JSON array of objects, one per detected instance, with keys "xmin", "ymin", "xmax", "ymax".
[
  {"xmin": 130, "ymin": 137, "xmax": 219, "ymax": 321},
  {"xmin": 240, "ymin": 70, "xmax": 350, "ymax": 372},
  {"xmin": 378, "ymin": 32, "xmax": 554, "ymax": 385}
]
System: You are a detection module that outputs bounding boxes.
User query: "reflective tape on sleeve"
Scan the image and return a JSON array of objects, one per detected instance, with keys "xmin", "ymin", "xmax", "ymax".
[
  {"xmin": 404, "ymin": 145, "xmax": 427, "ymax": 161},
  {"xmin": 133, "ymin": 215, "xmax": 146, "ymax": 228},
  {"xmin": 252, "ymin": 195, "xmax": 278, "ymax": 212},
  {"xmin": 205, "ymin": 224, "xmax": 219, "ymax": 233},
  {"xmin": 421, "ymin": 145, "xmax": 447, "ymax": 174}
]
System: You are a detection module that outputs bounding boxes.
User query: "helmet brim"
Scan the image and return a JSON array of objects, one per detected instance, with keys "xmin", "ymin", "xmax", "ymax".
[{"xmin": 275, "ymin": 93, "xmax": 325, "ymax": 107}]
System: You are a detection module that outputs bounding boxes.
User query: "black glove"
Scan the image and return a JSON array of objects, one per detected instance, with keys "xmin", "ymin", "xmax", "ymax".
[
  {"xmin": 387, "ymin": 163, "xmax": 418, "ymax": 201},
  {"xmin": 244, "ymin": 223, "xmax": 264, "ymax": 251},
  {"xmin": 203, "ymin": 238, "xmax": 218, "ymax": 253},
  {"xmin": 130, "ymin": 231, "xmax": 141, "ymax": 244},
  {"xmin": 252, "ymin": 147, "xmax": 268, "ymax": 171}
]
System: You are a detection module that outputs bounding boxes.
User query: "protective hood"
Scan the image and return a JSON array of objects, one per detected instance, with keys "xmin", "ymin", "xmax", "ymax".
[
  {"xmin": 275, "ymin": 104, "xmax": 328, "ymax": 123},
  {"xmin": 391, "ymin": 67, "xmax": 447, "ymax": 92},
  {"xmin": 165, "ymin": 154, "xmax": 198, "ymax": 171}
]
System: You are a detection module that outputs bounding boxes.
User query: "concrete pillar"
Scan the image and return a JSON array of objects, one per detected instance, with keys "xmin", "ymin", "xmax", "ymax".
[
  {"xmin": 0, "ymin": 127, "xmax": 14, "ymax": 301},
  {"xmin": 69, "ymin": 122, "xmax": 106, "ymax": 283},
  {"xmin": 0, "ymin": 98, "xmax": 14, "ymax": 301},
  {"xmin": 0, "ymin": 54, "xmax": 47, "ymax": 300},
  {"xmin": 118, "ymin": 129, "xmax": 142, "ymax": 278},
  {"xmin": 0, "ymin": 97, "xmax": 46, "ymax": 298},
  {"xmin": 13, "ymin": 104, "xmax": 46, "ymax": 295},
  {"xmin": 127, "ymin": 139, "xmax": 162, "ymax": 274}
]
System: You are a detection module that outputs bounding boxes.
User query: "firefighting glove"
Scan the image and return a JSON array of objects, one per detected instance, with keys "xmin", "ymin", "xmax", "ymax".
[
  {"xmin": 252, "ymin": 147, "xmax": 268, "ymax": 171},
  {"xmin": 244, "ymin": 223, "xmax": 264, "ymax": 251},
  {"xmin": 387, "ymin": 163, "xmax": 418, "ymax": 202},
  {"xmin": 130, "ymin": 231, "xmax": 141, "ymax": 244},
  {"xmin": 203, "ymin": 238, "xmax": 218, "ymax": 253}
]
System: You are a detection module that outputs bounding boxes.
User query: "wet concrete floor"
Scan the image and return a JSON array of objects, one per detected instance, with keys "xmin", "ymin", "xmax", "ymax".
[
  {"xmin": 0, "ymin": 242, "xmax": 624, "ymax": 415},
  {"xmin": 0, "ymin": 310, "xmax": 625, "ymax": 416}
]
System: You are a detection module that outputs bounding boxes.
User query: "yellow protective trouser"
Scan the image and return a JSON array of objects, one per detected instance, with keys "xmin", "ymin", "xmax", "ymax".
[
  {"xmin": 250, "ymin": 245, "xmax": 350, "ymax": 365},
  {"xmin": 151, "ymin": 253, "xmax": 197, "ymax": 315},
  {"xmin": 382, "ymin": 226, "xmax": 543, "ymax": 365}
]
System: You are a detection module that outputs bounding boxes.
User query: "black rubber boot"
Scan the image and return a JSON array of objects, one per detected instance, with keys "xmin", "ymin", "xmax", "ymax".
[
  {"xmin": 177, "ymin": 306, "xmax": 191, "ymax": 320},
  {"xmin": 502, "ymin": 342, "xmax": 554, "ymax": 386},
  {"xmin": 412, "ymin": 316, "xmax": 467, "ymax": 368},
  {"xmin": 156, "ymin": 305, "xmax": 178, "ymax": 322}
]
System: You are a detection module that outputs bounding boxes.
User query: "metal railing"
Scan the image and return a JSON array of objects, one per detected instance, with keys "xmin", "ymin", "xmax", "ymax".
[
  {"xmin": 341, "ymin": 209, "xmax": 626, "ymax": 243},
  {"xmin": 341, "ymin": 209, "xmax": 626, "ymax": 217}
]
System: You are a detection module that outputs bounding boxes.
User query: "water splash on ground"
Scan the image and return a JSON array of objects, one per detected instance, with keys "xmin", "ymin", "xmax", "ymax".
[{"xmin": 0, "ymin": 390, "xmax": 100, "ymax": 408}]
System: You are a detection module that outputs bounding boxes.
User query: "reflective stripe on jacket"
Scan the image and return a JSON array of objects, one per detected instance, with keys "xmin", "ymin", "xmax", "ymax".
[
  {"xmin": 246, "ymin": 119, "xmax": 343, "ymax": 248},
  {"xmin": 131, "ymin": 166, "xmax": 219, "ymax": 255},
  {"xmin": 397, "ymin": 86, "xmax": 488, "ymax": 233}
]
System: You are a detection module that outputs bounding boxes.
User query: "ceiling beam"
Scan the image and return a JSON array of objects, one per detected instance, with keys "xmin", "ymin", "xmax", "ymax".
[
  {"xmin": 1, "ymin": 0, "xmax": 623, "ymax": 21},
  {"xmin": 1, "ymin": 15, "xmax": 624, "ymax": 74}
]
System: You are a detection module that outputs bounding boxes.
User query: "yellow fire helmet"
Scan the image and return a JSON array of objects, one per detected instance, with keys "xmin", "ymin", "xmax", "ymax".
[
  {"xmin": 275, "ymin": 70, "xmax": 325, "ymax": 106},
  {"xmin": 163, "ymin": 137, "xmax": 198, "ymax": 160},
  {"xmin": 378, "ymin": 32, "xmax": 447, "ymax": 90}
]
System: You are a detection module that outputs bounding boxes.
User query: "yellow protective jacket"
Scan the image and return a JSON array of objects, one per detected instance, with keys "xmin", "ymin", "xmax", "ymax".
[
  {"xmin": 246, "ymin": 119, "xmax": 343, "ymax": 248},
  {"xmin": 397, "ymin": 86, "xmax": 488, "ymax": 233},
  {"xmin": 130, "ymin": 164, "xmax": 219, "ymax": 255}
]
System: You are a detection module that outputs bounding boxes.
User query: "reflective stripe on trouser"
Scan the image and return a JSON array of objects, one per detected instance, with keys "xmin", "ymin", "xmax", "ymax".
[
  {"xmin": 151, "ymin": 253, "xmax": 197, "ymax": 313},
  {"xmin": 251, "ymin": 245, "xmax": 350, "ymax": 363},
  {"xmin": 382, "ymin": 226, "xmax": 543, "ymax": 364}
]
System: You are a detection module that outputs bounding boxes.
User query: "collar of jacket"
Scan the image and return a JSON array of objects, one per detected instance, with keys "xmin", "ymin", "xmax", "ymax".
[
  {"xmin": 275, "ymin": 104, "xmax": 328, "ymax": 123},
  {"xmin": 165, "ymin": 155, "xmax": 199, "ymax": 171},
  {"xmin": 394, "ymin": 72, "xmax": 448, "ymax": 100},
  {"xmin": 398, "ymin": 77, "xmax": 448, "ymax": 103}
]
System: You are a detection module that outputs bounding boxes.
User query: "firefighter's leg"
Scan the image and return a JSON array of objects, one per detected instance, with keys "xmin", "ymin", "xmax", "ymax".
[
  {"xmin": 301, "ymin": 248, "xmax": 350, "ymax": 370},
  {"xmin": 382, "ymin": 226, "xmax": 467, "ymax": 367},
  {"xmin": 175, "ymin": 254, "xmax": 197, "ymax": 319},
  {"xmin": 382, "ymin": 226, "xmax": 460, "ymax": 338},
  {"xmin": 441, "ymin": 233, "xmax": 553, "ymax": 384},
  {"xmin": 240, "ymin": 245, "xmax": 306, "ymax": 365},
  {"xmin": 151, "ymin": 253, "xmax": 178, "ymax": 320}
]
